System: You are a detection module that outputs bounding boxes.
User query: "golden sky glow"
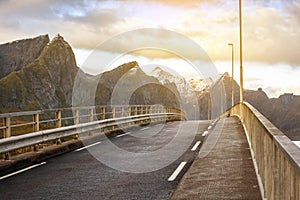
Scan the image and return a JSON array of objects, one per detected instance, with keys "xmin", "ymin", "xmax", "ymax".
[{"xmin": 0, "ymin": 0, "xmax": 299, "ymax": 97}]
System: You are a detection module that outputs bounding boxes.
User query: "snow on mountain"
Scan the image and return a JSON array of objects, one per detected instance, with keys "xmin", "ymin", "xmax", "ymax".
[{"xmin": 150, "ymin": 66, "xmax": 211, "ymax": 98}]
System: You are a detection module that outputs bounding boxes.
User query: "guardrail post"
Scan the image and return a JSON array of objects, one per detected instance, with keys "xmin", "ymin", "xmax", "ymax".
[
  {"xmin": 112, "ymin": 106, "xmax": 115, "ymax": 119},
  {"xmin": 74, "ymin": 109, "xmax": 79, "ymax": 125},
  {"xmin": 140, "ymin": 106, "xmax": 143, "ymax": 115},
  {"xmin": 88, "ymin": 108, "xmax": 93, "ymax": 122},
  {"xmin": 127, "ymin": 106, "xmax": 132, "ymax": 127},
  {"xmin": 100, "ymin": 107, "xmax": 105, "ymax": 133},
  {"xmin": 111, "ymin": 106, "xmax": 115, "ymax": 130},
  {"xmin": 145, "ymin": 106, "xmax": 148, "ymax": 114},
  {"xmin": 56, "ymin": 111, "xmax": 61, "ymax": 128},
  {"xmin": 134, "ymin": 106, "xmax": 137, "ymax": 116},
  {"xmin": 127, "ymin": 106, "xmax": 131, "ymax": 116},
  {"xmin": 121, "ymin": 106, "xmax": 124, "ymax": 118},
  {"xmin": 55, "ymin": 111, "xmax": 62, "ymax": 144},
  {"xmin": 4, "ymin": 117, "xmax": 11, "ymax": 159},
  {"xmin": 101, "ymin": 107, "xmax": 105, "ymax": 120},
  {"xmin": 33, "ymin": 113, "xmax": 39, "ymax": 151},
  {"xmin": 33, "ymin": 113, "xmax": 39, "ymax": 132},
  {"xmin": 73, "ymin": 109, "xmax": 79, "ymax": 139}
]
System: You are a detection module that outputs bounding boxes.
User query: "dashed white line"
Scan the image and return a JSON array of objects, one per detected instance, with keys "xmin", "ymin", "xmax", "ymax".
[
  {"xmin": 141, "ymin": 127, "xmax": 150, "ymax": 131},
  {"xmin": 207, "ymin": 126, "xmax": 212, "ymax": 130},
  {"xmin": 116, "ymin": 132, "xmax": 131, "ymax": 138},
  {"xmin": 168, "ymin": 161, "xmax": 187, "ymax": 181},
  {"xmin": 75, "ymin": 141, "xmax": 102, "ymax": 152},
  {"xmin": 0, "ymin": 162, "xmax": 46, "ymax": 180},
  {"xmin": 202, "ymin": 131, "xmax": 209, "ymax": 137},
  {"xmin": 191, "ymin": 141, "xmax": 201, "ymax": 151}
]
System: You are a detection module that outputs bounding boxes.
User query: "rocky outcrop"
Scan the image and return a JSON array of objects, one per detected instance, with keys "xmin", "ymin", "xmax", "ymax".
[
  {"xmin": 216, "ymin": 73, "xmax": 300, "ymax": 140},
  {"xmin": 0, "ymin": 34, "xmax": 49, "ymax": 79},
  {"xmin": 0, "ymin": 35, "xmax": 180, "ymax": 113},
  {"xmin": 85, "ymin": 62, "xmax": 180, "ymax": 108},
  {"xmin": 0, "ymin": 34, "xmax": 78, "ymax": 112}
]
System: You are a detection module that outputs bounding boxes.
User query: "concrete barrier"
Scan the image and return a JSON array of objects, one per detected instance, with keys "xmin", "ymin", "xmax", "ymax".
[{"xmin": 228, "ymin": 102, "xmax": 300, "ymax": 200}]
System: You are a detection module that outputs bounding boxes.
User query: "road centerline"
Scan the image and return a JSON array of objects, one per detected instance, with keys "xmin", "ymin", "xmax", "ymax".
[
  {"xmin": 75, "ymin": 141, "xmax": 102, "ymax": 152},
  {"xmin": 168, "ymin": 161, "xmax": 187, "ymax": 182},
  {"xmin": 191, "ymin": 141, "xmax": 201, "ymax": 151},
  {"xmin": 116, "ymin": 132, "xmax": 131, "ymax": 138},
  {"xmin": 202, "ymin": 131, "xmax": 209, "ymax": 137}
]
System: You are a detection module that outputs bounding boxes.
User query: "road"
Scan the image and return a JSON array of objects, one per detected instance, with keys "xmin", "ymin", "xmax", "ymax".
[{"xmin": 0, "ymin": 120, "xmax": 210, "ymax": 200}]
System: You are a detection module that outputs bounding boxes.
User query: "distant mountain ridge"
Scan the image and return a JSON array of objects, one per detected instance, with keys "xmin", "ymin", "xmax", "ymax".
[
  {"xmin": 219, "ymin": 73, "xmax": 300, "ymax": 140},
  {"xmin": 0, "ymin": 34, "xmax": 179, "ymax": 113}
]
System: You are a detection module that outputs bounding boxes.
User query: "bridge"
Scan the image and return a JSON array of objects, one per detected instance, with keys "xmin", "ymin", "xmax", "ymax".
[{"xmin": 0, "ymin": 103, "xmax": 299, "ymax": 200}]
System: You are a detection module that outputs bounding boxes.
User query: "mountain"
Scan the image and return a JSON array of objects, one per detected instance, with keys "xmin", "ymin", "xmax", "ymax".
[
  {"xmin": 150, "ymin": 66, "xmax": 213, "ymax": 98},
  {"xmin": 0, "ymin": 34, "xmax": 49, "ymax": 79},
  {"xmin": 269, "ymin": 94, "xmax": 300, "ymax": 140},
  {"xmin": 219, "ymin": 73, "xmax": 300, "ymax": 140},
  {"xmin": 0, "ymin": 34, "xmax": 78, "ymax": 112},
  {"xmin": 0, "ymin": 35, "xmax": 180, "ymax": 113},
  {"xmin": 150, "ymin": 67, "xmax": 194, "ymax": 98},
  {"xmin": 73, "ymin": 62, "xmax": 180, "ymax": 108}
]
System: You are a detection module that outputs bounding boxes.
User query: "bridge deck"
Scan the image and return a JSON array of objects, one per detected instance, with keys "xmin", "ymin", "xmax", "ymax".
[{"xmin": 171, "ymin": 116, "xmax": 262, "ymax": 200}]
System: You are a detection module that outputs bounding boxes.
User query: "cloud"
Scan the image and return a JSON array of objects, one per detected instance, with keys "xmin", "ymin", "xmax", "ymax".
[
  {"xmin": 0, "ymin": 0, "xmax": 300, "ymax": 66},
  {"xmin": 243, "ymin": 3, "xmax": 300, "ymax": 65}
]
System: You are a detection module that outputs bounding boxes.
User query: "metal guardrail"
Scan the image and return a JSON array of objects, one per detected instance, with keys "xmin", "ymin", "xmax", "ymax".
[
  {"xmin": 227, "ymin": 102, "xmax": 300, "ymax": 200},
  {"xmin": 0, "ymin": 105, "xmax": 184, "ymax": 159},
  {"xmin": 0, "ymin": 113, "xmax": 183, "ymax": 155}
]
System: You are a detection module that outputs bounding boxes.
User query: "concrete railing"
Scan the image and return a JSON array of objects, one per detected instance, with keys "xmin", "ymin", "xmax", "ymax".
[
  {"xmin": 0, "ymin": 105, "xmax": 184, "ymax": 159},
  {"xmin": 227, "ymin": 102, "xmax": 300, "ymax": 200}
]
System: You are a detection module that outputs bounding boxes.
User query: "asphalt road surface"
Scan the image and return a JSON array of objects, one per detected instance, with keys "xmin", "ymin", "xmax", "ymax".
[{"xmin": 0, "ymin": 120, "xmax": 210, "ymax": 200}]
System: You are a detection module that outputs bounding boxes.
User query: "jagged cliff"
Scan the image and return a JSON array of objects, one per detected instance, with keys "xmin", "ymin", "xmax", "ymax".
[
  {"xmin": 0, "ymin": 35, "xmax": 49, "ymax": 79},
  {"xmin": 0, "ymin": 34, "xmax": 78, "ymax": 112},
  {"xmin": 217, "ymin": 73, "xmax": 300, "ymax": 140},
  {"xmin": 74, "ymin": 61, "xmax": 180, "ymax": 108},
  {"xmin": 0, "ymin": 35, "xmax": 180, "ymax": 113}
]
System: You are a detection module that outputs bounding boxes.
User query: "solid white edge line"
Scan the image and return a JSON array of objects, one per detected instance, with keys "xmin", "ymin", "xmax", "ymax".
[
  {"xmin": 141, "ymin": 127, "xmax": 150, "ymax": 131},
  {"xmin": 75, "ymin": 141, "xmax": 102, "ymax": 152},
  {"xmin": 202, "ymin": 131, "xmax": 209, "ymax": 137},
  {"xmin": 168, "ymin": 161, "xmax": 187, "ymax": 182},
  {"xmin": 0, "ymin": 162, "xmax": 46, "ymax": 181},
  {"xmin": 116, "ymin": 132, "xmax": 131, "ymax": 138},
  {"xmin": 191, "ymin": 141, "xmax": 201, "ymax": 151}
]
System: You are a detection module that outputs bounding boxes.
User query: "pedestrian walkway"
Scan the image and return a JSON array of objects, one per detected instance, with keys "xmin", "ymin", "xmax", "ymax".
[{"xmin": 171, "ymin": 116, "xmax": 262, "ymax": 200}]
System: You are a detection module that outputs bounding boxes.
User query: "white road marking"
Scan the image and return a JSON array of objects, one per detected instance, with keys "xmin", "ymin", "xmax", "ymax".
[
  {"xmin": 0, "ymin": 162, "xmax": 46, "ymax": 181},
  {"xmin": 116, "ymin": 132, "xmax": 131, "ymax": 138},
  {"xmin": 141, "ymin": 127, "xmax": 150, "ymax": 131},
  {"xmin": 207, "ymin": 126, "xmax": 212, "ymax": 130},
  {"xmin": 191, "ymin": 141, "xmax": 201, "ymax": 151},
  {"xmin": 168, "ymin": 161, "xmax": 187, "ymax": 181},
  {"xmin": 202, "ymin": 131, "xmax": 209, "ymax": 137},
  {"xmin": 75, "ymin": 141, "xmax": 102, "ymax": 152}
]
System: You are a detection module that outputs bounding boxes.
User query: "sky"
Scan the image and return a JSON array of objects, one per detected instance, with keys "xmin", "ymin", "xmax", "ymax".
[{"xmin": 0, "ymin": 0, "xmax": 299, "ymax": 97}]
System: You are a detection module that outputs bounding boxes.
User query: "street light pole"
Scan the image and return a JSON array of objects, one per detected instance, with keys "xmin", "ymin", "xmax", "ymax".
[
  {"xmin": 228, "ymin": 43, "xmax": 234, "ymax": 107},
  {"xmin": 239, "ymin": 0, "xmax": 244, "ymax": 103}
]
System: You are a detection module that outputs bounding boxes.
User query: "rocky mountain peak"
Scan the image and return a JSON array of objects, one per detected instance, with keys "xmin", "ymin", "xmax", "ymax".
[
  {"xmin": 37, "ymin": 34, "xmax": 78, "ymax": 105},
  {"xmin": 0, "ymin": 34, "xmax": 49, "ymax": 79}
]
